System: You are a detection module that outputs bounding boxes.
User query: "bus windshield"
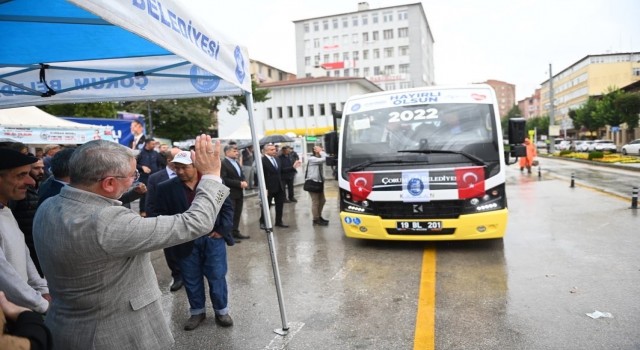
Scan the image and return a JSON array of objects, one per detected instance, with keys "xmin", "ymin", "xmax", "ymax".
[{"xmin": 341, "ymin": 103, "xmax": 500, "ymax": 178}]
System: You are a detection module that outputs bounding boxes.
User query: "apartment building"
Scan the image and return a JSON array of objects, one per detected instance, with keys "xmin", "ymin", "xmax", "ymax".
[
  {"xmin": 481, "ymin": 79, "xmax": 516, "ymax": 119},
  {"xmin": 539, "ymin": 52, "xmax": 640, "ymax": 137},
  {"xmin": 517, "ymin": 88, "xmax": 542, "ymax": 120},
  {"xmin": 250, "ymin": 59, "xmax": 296, "ymax": 84},
  {"xmin": 293, "ymin": 2, "xmax": 435, "ymax": 90}
]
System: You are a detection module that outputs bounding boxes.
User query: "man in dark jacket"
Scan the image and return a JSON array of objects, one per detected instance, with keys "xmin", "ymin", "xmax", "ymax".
[
  {"xmin": 221, "ymin": 144, "xmax": 249, "ymax": 239},
  {"xmin": 136, "ymin": 138, "xmax": 163, "ymax": 216},
  {"xmin": 155, "ymin": 151, "xmax": 235, "ymax": 331},
  {"xmin": 278, "ymin": 146, "xmax": 300, "ymax": 203}
]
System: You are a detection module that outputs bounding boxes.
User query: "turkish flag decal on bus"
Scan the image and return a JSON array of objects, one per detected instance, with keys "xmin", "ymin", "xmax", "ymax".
[
  {"xmin": 349, "ymin": 172, "xmax": 374, "ymax": 202},
  {"xmin": 455, "ymin": 166, "xmax": 485, "ymax": 199}
]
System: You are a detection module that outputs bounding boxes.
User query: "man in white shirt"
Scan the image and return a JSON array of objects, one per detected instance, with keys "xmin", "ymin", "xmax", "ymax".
[{"xmin": 0, "ymin": 148, "xmax": 50, "ymax": 314}]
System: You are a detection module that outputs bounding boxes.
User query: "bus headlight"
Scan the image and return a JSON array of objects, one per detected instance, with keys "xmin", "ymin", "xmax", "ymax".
[
  {"xmin": 340, "ymin": 190, "xmax": 374, "ymax": 214},
  {"xmin": 462, "ymin": 184, "xmax": 506, "ymax": 214}
]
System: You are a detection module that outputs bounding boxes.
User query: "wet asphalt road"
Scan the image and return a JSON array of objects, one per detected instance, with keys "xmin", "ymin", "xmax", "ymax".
[{"xmin": 140, "ymin": 159, "xmax": 640, "ymax": 349}]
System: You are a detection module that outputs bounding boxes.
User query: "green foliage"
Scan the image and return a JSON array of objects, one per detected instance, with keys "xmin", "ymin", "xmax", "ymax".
[
  {"xmin": 571, "ymin": 88, "xmax": 640, "ymax": 132},
  {"xmin": 122, "ymin": 99, "xmax": 213, "ymax": 141},
  {"xmin": 41, "ymin": 102, "xmax": 119, "ymax": 118},
  {"xmin": 501, "ymin": 105, "xmax": 521, "ymax": 136},
  {"xmin": 588, "ymin": 151, "xmax": 604, "ymax": 160},
  {"xmin": 525, "ymin": 115, "xmax": 550, "ymax": 137}
]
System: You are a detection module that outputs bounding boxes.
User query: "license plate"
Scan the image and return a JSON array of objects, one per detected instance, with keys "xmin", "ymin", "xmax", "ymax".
[{"xmin": 396, "ymin": 221, "xmax": 443, "ymax": 231}]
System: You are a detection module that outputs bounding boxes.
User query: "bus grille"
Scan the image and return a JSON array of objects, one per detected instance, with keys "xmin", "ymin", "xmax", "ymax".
[{"xmin": 373, "ymin": 200, "xmax": 464, "ymax": 219}]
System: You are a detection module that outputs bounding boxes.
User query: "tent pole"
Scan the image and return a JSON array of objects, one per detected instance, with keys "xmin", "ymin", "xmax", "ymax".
[{"xmin": 245, "ymin": 91, "xmax": 290, "ymax": 335}]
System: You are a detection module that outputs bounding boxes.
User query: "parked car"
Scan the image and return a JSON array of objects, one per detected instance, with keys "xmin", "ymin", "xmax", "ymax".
[
  {"xmin": 535, "ymin": 140, "xmax": 546, "ymax": 149},
  {"xmin": 576, "ymin": 140, "xmax": 593, "ymax": 152},
  {"xmin": 592, "ymin": 139, "xmax": 617, "ymax": 152},
  {"xmin": 555, "ymin": 140, "xmax": 571, "ymax": 151},
  {"xmin": 621, "ymin": 139, "xmax": 640, "ymax": 155}
]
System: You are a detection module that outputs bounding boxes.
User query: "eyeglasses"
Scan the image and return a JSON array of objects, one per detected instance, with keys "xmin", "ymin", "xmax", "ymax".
[{"xmin": 98, "ymin": 169, "xmax": 140, "ymax": 182}]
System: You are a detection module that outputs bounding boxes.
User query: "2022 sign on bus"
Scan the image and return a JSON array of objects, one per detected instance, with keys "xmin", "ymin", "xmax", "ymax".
[{"xmin": 325, "ymin": 84, "xmax": 526, "ymax": 241}]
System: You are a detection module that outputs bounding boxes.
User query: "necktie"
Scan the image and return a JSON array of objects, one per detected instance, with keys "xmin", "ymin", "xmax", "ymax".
[
  {"xmin": 233, "ymin": 160, "xmax": 241, "ymax": 176},
  {"xmin": 271, "ymin": 157, "xmax": 277, "ymax": 169}
]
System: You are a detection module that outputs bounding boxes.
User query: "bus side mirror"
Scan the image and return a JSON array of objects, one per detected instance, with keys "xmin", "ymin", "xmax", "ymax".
[
  {"xmin": 324, "ymin": 131, "xmax": 339, "ymax": 155},
  {"xmin": 508, "ymin": 118, "xmax": 526, "ymax": 145}
]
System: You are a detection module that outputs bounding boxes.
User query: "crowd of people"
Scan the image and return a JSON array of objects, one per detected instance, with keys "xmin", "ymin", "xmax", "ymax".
[{"xmin": 0, "ymin": 120, "xmax": 330, "ymax": 348}]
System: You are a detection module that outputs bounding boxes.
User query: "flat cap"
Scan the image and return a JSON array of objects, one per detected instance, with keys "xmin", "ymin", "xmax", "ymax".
[{"xmin": 0, "ymin": 148, "xmax": 39, "ymax": 170}]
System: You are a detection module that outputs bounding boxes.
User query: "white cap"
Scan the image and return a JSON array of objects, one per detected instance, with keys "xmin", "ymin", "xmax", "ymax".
[{"xmin": 171, "ymin": 151, "xmax": 192, "ymax": 165}]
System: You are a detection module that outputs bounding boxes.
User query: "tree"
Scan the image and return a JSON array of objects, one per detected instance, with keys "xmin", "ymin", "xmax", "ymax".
[
  {"xmin": 569, "ymin": 97, "xmax": 602, "ymax": 135},
  {"xmin": 596, "ymin": 87, "xmax": 624, "ymax": 127},
  {"xmin": 41, "ymin": 102, "xmax": 118, "ymax": 118},
  {"xmin": 526, "ymin": 115, "xmax": 549, "ymax": 138},
  {"xmin": 614, "ymin": 92, "xmax": 640, "ymax": 129}
]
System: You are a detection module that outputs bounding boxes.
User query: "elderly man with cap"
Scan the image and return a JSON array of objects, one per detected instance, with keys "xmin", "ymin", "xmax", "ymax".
[
  {"xmin": 41, "ymin": 144, "xmax": 61, "ymax": 179},
  {"xmin": 155, "ymin": 150, "xmax": 235, "ymax": 331},
  {"xmin": 0, "ymin": 148, "xmax": 50, "ymax": 314}
]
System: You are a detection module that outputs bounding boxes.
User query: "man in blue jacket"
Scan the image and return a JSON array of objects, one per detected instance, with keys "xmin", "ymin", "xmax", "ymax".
[{"xmin": 155, "ymin": 151, "xmax": 235, "ymax": 331}]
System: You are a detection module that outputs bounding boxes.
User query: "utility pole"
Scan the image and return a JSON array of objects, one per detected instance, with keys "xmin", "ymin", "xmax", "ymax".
[
  {"xmin": 548, "ymin": 63, "xmax": 555, "ymax": 153},
  {"xmin": 146, "ymin": 100, "xmax": 154, "ymax": 137}
]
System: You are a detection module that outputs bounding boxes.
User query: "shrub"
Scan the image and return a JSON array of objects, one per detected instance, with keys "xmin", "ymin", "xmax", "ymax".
[
  {"xmin": 559, "ymin": 150, "xmax": 572, "ymax": 156},
  {"xmin": 588, "ymin": 151, "xmax": 604, "ymax": 160}
]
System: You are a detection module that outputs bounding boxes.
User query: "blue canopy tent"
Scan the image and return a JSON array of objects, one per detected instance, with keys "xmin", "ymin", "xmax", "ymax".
[{"xmin": 0, "ymin": 0, "xmax": 290, "ymax": 335}]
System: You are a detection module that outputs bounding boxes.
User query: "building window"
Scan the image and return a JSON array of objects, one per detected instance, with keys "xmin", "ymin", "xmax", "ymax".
[
  {"xmin": 372, "ymin": 31, "xmax": 379, "ymax": 41},
  {"xmin": 323, "ymin": 20, "xmax": 329, "ymax": 30},
  {"xmin": 384, "ymin": 65, "xmax": 395, "ymax": 74},
  {"xmin": 373, "ymin": 49, "xmax": 380, "ymax": 59},
  {"xmin": 313, "ymin": 38, "xmax": 320, "ymax": 48},
  {"xmin": 324, "ymin": 54, "xmax": 330, "ymax": 62},
  {"xmin": 268, "ymin": 68, "xmax": 272, "ymax": 77},
  {"xmin": 634, "ymin": 67, "xmax": 640, "ymax": 76},
  {"xmin": 332, "ymin": 35, "xmax": 339, "ymax": 44},
  {"xmin": 287, "ymin": 106, "xmax": 293, "ymax": 118},
  {"xmin": 308, "ymin": 104, "xmax": 315, "ymax": 116},
  {"xmin": 332, "ymin": 18, "xmax": 338, "ymax": 29},
  {"xmin": 353, "ymin": 51, "xmax": 359, "ymax": 60},
  {"xmin": 362, "ymin": 32, "xmax": 369, "ymax": 42},
  {"xmin": 298, "ymin": 105, "xmax": 304, "ymax": 117},
  {"xmin": 382, "ymin": 11, "xmax": 393, "ymax": 22},
  {"xmin": 320, "ymin": 103, "xmax": 326, "ymax": 115},
  {"xmin": 334, "ymin": 70, "xmax": 340, "ymax": 77},
  {"xmin": 385, "ymin": 83, "xmax": 396, "ymax": 90},
  {"xmin": 352, "ymin": 16, "xmax": 358, "ymax": 26},
  {"xmin": 333, "ymin": 53, "xmax": 339, "ymax": 61},
  {"xmin": 330, "ymin": 103, "xmax": 337, "ymax": 112},
  {"xmin": 277, "ymin": 107, "xmax": 283, "ymax": 119},
  {"xmin": 399, "ymin": 63, "xmax": 410, "ymax": 74},
  {"xmin": 304, "ymin": 23, "xmax": 309, "ymax": 33},
  {"xmin": 313, "ymin": 21, "xmax": 319, "ymax": 31},
  {"xmin": 353, "ymin": 68, "xmax": 360, "ymax": 76},
  {"xmin": 398, "ymin": 27, "xmax": 409, "ymax": 38},
  {"xmin": 363, "ymin": 67, "xmax": 370, "ymax": 76},
  {"xmin": 342, "ymin": 34, "xmax": 349, "ymax": 44},
  {"xmin": 343, "ymin": 52, "xmax": 350, "ymax": 60},
  {"xmin": 399, "ymin": 45, "xmax": 409, "ymax": 56},
  {"xmin": 352, "ymin": 33, "xmax": 359, "ymax": 43},
  {"xmin": 361, "ymin": 15, "xmax": 368, "ymax": 25},
  {"xmin": 305, "ymin": 57, "xmax": 310, "ymax": 66},
  {"xmin": 383, "ymin": 29, "xmax": 394, "ymax": 40},
  {"xmin": 384, "ymin": 47, "xmax": 394, "ymax": 58},
  {"xmin": 400, "ymin": 82, "xmax": 411, "ymax": 89},
  {"xmin": 363, "ymin": 50, "xmax": 369, "ymax": 60},
  {"xmin": 344, "ymin": 69, "xmax": 350, "ymax": 77},
  {"xmin": 372, "ymin": 13, "xmax": 379, "ymax": 24},
  {"xmin": 342, "ymin": 17, "xmax": 348, "ymax": 28},
  {"xmin": 398, "ymin": 10, "xmax": 408, "ymax": 20},
  {"xmin": 374, "ymin": 66, "xmax": 381, "ymax": 75},
  {"xmin": 267, "ymin": 107, "xmax": 273, "ymax": 119}
]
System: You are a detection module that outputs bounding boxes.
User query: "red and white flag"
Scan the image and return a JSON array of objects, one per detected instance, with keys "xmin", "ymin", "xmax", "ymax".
[
  {"xmin": 349, "ymin": 172, "xmax": 374, "ymax": 202},
  {"xmin": 455, "ymin": 167, "xmax": 485, "ymax": 199}
]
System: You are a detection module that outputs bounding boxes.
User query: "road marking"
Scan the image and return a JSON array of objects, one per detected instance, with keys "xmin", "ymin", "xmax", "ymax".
[{"xmin": 414, "ymin": 245, "xmax": 436, "ymax": 350}]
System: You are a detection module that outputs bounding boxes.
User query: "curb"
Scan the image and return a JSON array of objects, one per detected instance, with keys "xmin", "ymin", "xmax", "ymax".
[{"xmin": 538, "ymin": 154, "xmax": 640, "ymax": 173}]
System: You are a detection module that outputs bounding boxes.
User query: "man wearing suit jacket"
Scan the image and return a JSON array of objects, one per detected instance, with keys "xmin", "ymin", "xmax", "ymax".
[
  {"xmin": 32, "ymin": 136, "xmax": 229, "ymax": 350},
  {"xmin": 258, "ymin": 143, "xmax": 288, "ymax": 228},
  {"xmin": 220, "ymin": 144, "xmax": 249, "ymax": 239},
  {"xmin": 155, "ymin": 151, "xmax": 235, "ymax": 331},
  {"xmin": 145, "ymin": 147, "xmax": 184, "ymax": 292}
]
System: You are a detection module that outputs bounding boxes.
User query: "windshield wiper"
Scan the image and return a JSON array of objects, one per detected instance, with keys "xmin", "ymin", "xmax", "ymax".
[
  {"xmin": 398, "ymin": 149, "xmax": 486, "ymax": 166},
  {"xmin": 346, "ymin": 159, "xmax": 419, "ymax": 173}
]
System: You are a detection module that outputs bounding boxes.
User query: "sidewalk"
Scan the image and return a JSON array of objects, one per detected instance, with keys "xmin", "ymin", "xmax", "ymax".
[{"xmin": 538, "ymin": 154, "xmax": 640, "ymax": 173}]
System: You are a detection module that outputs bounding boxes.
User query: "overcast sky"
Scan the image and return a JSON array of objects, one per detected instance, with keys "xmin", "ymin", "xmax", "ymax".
[{"xmin": 202, "ymin": 0, "xmax": 638, "ymax": 101}]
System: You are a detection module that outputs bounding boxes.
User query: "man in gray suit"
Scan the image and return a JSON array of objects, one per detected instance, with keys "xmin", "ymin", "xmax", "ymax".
[{"xmin": 33, "ymin": 135, "xmax": 229, "ymax": 350}]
